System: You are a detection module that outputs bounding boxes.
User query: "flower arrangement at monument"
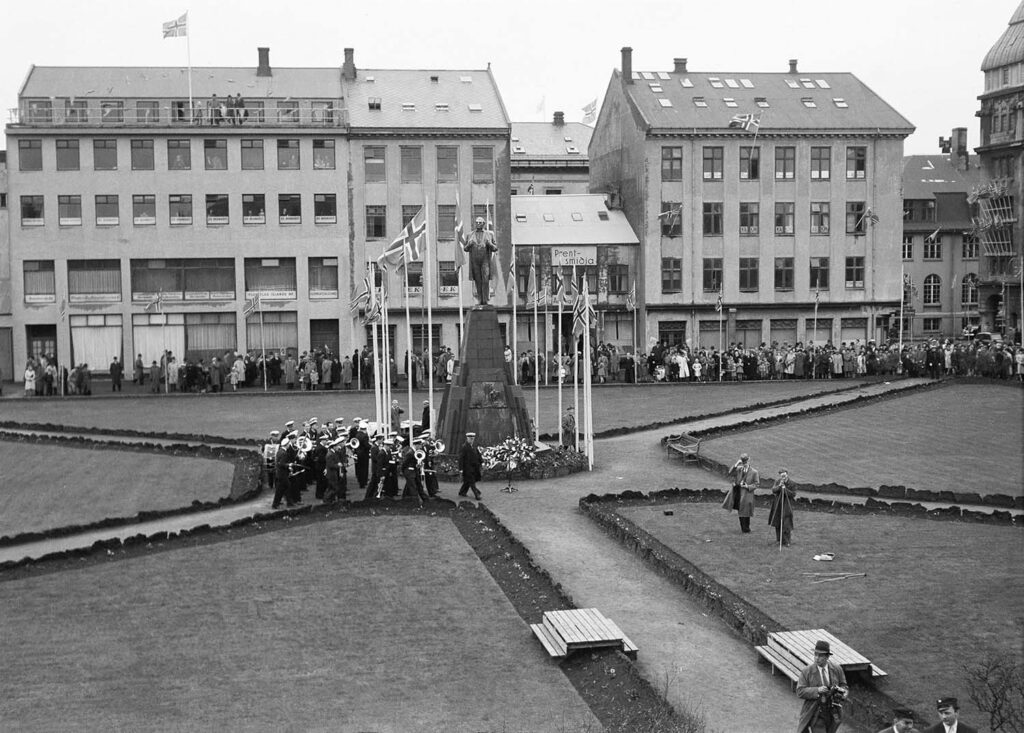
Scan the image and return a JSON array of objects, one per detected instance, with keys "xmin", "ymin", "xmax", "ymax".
[{"xmin": 482, "ymin": 436, "xmax": 538, "ymax": 493}]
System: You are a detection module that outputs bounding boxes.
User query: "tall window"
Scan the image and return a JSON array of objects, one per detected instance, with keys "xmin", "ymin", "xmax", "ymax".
[
  {"xmin": 19, "ymin": 139, "xmax": 42, "ymax": 171},
  {"xmin": 94, "ymin": 139, "xmax": 117, "ymax": 170},
  {"xmin": 661, "ymin": 201, "xmax": 681, "ymax": 237},
  {"xmin": 962, "ymin": 234, "xmax": 979, "ymax": 259},
  {"xmin": 95, "ymin": 195, "xmax": 119, "ymax": 226},
  {"xmin": 472, "ymin": 204, "xmax": 494, "ymax": 225},
  {"xmin": 23, "ymin": 260, "xmax": 56, "ymax": 302},
  {"xmin": 661, "ymin": 257, "xmax": 682, "ymax": 293},
  {"xmin": 846, "ymin": 146, "xmax": 867, "ymax": 179},
  {"xmin": 702, "ymin": 258, "xmax": 723, "ymax": 292},
  {"xmin": 810, "ymin": 202, "xmax": 830, "ymax": 234},
  {"xmin": 241, "ymin": 139, "xmax": 264, "ymax": 170},
  {"xmin": 206, "ymin": 194, "xmax": 229, "ymax": 225},
  {"xmin": 702, "ymin": 146, "xmax": 723, "ymax": 180},
  {"xmin": 169, "ymin": 194, "xmax": 193, "ymax": 225},
  {"xmin": 774, "ymin": 202, "xmax": 795, "ymax": 235},
  {"xmin": 902, "ymin": 235, "xmax": 914, "ymax": 260},
  {"xmin": 739, "ymin": 202, "xmax": 759, "ymax": 235},
  {"xmin": 437, "ymin": 146, "xmax": 458, "ymax": 182},
  {"xmin": 703, "ymin": 202, "xmax": 723, "ymax": 235},
  {"xmin": 278, "ymin": 194, "xmax": 301, "ymax": 224},
  {"xmin": 846, "ymin": 201, "xmax": 867, "ymax": 234},
  {"xmin": 400, "ymin": 146, "xmax": 422, "ymax": 183},
  {"xmin": 775, "ymin": 146, "xmax": 796, "ymax": 180},
  {"xmin": 774, "ymin": 258, "xmax": 794, "ymax": 291},
  {"xmin": 608, "ymin": 264, "xmax": 628, "ymax": 293},
  {"xmin": 314, "ymin": 194, "xmax": 336, "ymax": 224},
  {"xmin": 365, "ymin": 146, "xmax": 386, "ymax": 183},
  {"xmin": 168, "ymin": 139, "xmax": 191, "ymax": 170},
  {"xmin": 242, "ymin": 194, "xmax": 265, "ymax": 224},
  {"xmin": 844, "ymin": 257, "xmax": 865, "ymax": 288},
  {"xmin": 472, "ymin": 146, "xmax": 494, "ymax": 182},
  {"xmin": 405, "ymin": 262, "xmax": 424, "ymax": 290},
  {"xmin": 204, "ymin": 139, "xmax": 227, "ymax": 170},
  {"xmin": 277, "ymin": 139, "xmax": 300, "ymax": 170},
  {"xmin": 437, "ymin": 205, "xmax": 456, "ymax": 239},
  {"xmin": 131, "ymin": 139, "xmax": 154, "ymax": 170},
  {"xmin": 961, "ymin": 274, "xmax": 978, "ymax": 306},
  {"xmin": 809, "ymin": 257, "xmax": 830, "ymax": 290},
  {"xmin": 662, "ymin": 146, "xmax": 682, "ymax": 181},
  {"xmin": 68, "ymin": 260, "xmax": 121, "ymax": 301},
  {"xmin": 313, "ymin": 139, "xmax": 335, "ymax": 170},
  {"xmin": 739, "ymin": 146, "xmax": 760, "ymax": 180},
  {"xmin": 739, "ymin": 258, "xmax": 759, "ymax": 292},
  {"xmin": 56, "ymin": 139, "xmax": 80, "ymax": 171},
  {"xmin": 21, "ymin": 196, "xmax": 44, "ymax": 226},
  {"xmin": 366, "ymin": 205, "xmax": 386, "ymax": 238},
  {"xmin": 136, "ymin": 101, "xmax": 159, "ymax": 124},
  {"xmin": 58, "ymin": 195, "xmax": 82, "ymax": 226},
  {"xmin": 402, "ymin": 205, "xmax": 421, "ymax": 227},
  {"xmin": 923, "ymin": 274, "xmax": 941, "ymax": 305},
  {"xmin": 65, "ymin": 99, "xmax": 88, "ymax": 123},
  {"xmin": 923, "ymin": 238, "xmax": 942, "ymax": 260},
  {"xmin": 100, "ymin": 101, "xmax": 124, "ymax": 123},
  {"xmin": 133, "ymin": 195, "xmax": 156, "ymax": 226},
  {"xmin": 308, "ymin": 257, "xmax": 339, "ymax": 297},
  {"xmin": 277, "ymin": 100, "xmax": 299, "ymax": 124},
  {"xmin": 810, "ymin": 146, "xmax": 830, "ymax": 180}
]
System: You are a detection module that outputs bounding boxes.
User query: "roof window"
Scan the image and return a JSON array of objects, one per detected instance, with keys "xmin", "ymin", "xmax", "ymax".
[
  {"xmin": 435, "ymin": 103, "xmax": 449, "ymax": 112},
  {"xmin": 543, "ymin": 213, "xmax": 555, "ymax": 222},
  {"xmin": 709, "ymin": 77, "xmax": 724, "ymax": 88},
  {"xmin": 515, "ymin": 214, "xmax": 527, "ymax": 223},
  {"xmin": 402, "ymin": 103, "xmax": 416, "ymax": 112},
  {"xmin": 816, "ymin": 79, "xmax": 831, "ymax": 89},
  {"xmin": 467, "ymin": 103, "xmax": 482, "ymax": 112},
  {"xmin": 566, "ymin": 145, "xmax": 580, "ymax": 154},
  {"xmin": 740, "ymin": 79, "xmax": 754, "ymax": 88},
  {"xmin": 693, "ymin": 97, "xmax": 708, "ymax": 108},
  {"xmin": 650, "ymin": 84, "xmax": 663, "ymax": 93},
  {"xmin": 832, "ymin": 98, "xmax": 848, "ymax": 108},
  {"xmin": 641, "ymin": 71, "xmax": 655, "ymax": 80},
  {"xmin": 571, "ymin": 212, "xmax": 584, "ymax": 221},
  {"xmin": 658, "ymin": 98, "xmax": 673, "ymax": 107},
  {"xmin": 785, "ymin": 79, "xmax": 800, "ymax": 89},
  {"xmin": 430, "ymin": 75, "xmax": 439, "ymax": 83},
  {"xmin": 459, "ymin": 75, "xmax": 473, "ymax": 83},
  {"xmin": 755, "ymin": 97, "xmax": 769, "ymax": 108},
  {"xmin": 513, "ymin": 145, "xmax": 526, "ymax": 154},
  {"xmin": 725, "ymin": 78, "xmax": 739, "ymax": 88},
  {"xmin": 681, "ymin": 78, "xmax": 693, "ymax": 88},
  {"xmin": 563, "ymin": 136, "xmax": 573, "ymax": 142},
  {"xmin": 801, "ymin": 97, "xmax": 817, "ymax": 108},
  {"xmin": 365, "ymin": 76, "xmax": 375, "ymax": 83},
  {"xmin": 597, "ymin": 210, "xmax": 609, "ymax": 221},
  {"xmin": 368, "ymin": 97, "xmax": 381, "ymax": 111},
  {"xmin": 800, "ymin": 78, "xmax": 815, "ymax": 88},
  {"xmin": 657, "ymin": 72, "xmax": 671, "ymax": 80},
  {"xmin": 724, "ymin": 97, "xmax": 738, "ymax": 108}
]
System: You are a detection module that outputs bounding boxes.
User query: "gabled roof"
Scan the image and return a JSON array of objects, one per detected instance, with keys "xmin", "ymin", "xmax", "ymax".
[
  {"xmin": 982, "ymin": 1, "xmax": 1024, "ymax": 71},
  {"xmin": 510, "ymin": 121, "xmax": 592, "ymax": 160},
  {"xmin": 20, "ymin": 66, "xmax": 343, "ymax": 100},
  {"xmin": 343, "ymin": 69, "xmax": 508, "ymax": 130},
  {"xmin": 511, "ymin": 195, "xmax": 638, "ymax": 246},
  {"xmin": 902, "ymin": 155, "xmax": 983, "ymax": 200},
  {"xmin": 614, "ymin": 69, "xmax": 913, "ymax": 134}
]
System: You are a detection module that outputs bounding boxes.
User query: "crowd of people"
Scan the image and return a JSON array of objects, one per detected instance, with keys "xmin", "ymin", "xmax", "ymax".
[{"xmin": 21, "ymin": 355, "xmax": 94, "ymax": 397}]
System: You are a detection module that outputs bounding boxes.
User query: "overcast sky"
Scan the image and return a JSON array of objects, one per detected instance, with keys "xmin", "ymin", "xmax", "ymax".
[{"xmin": 1, "ymin": 0, "xmax": 1017, "ymax": 155}]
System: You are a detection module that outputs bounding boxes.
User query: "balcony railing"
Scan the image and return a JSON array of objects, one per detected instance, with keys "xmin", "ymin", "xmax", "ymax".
[{"xmin": 9, "ymin": 103, "xmax": 345, "ymax": 128}]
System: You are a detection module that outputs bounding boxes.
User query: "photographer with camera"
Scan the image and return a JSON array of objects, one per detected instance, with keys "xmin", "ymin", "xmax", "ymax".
[{"xmin": 796, "ymin": 640, "xmax": 849, "ymax": 733}]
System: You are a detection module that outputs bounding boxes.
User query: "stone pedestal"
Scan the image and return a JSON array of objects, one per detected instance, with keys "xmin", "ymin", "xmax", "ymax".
[{"xmin": 437, "ymin": 306, "xmax": 533, "ymax": 450}]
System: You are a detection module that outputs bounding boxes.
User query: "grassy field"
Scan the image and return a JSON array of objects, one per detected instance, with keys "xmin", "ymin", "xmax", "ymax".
[
  {"xmin": 617, "ymin": 500, "xmax": 1024, "ymax": 727},
  {"xmin": 0, "ymin": 379, "xmax": 871, "ymax": 439},
  {"xmin": 0, "ymin": 515, "xmax": 599, "ymax": 733},
  {"xmin": 699, "ymin": 383, "xmax": 1024, "ymax": 497},
  {"xmin": 0, "ymin": 442, "xmax": 232, "ymax": 538}
]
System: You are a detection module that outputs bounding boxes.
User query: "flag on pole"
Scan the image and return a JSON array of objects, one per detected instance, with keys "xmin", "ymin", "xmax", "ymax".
[
  {"xmin": 243, "ymin": 292, "xmax": 262, "ymax": 317},
  {"xmin": 162, "ymin": 12, "xmax": 188, "ymax": 38},
  {"xmin": 626, "ymin": 279, "xmax": 637, "ymax": 311},
  {"xmin": 145, "ymin": 292, "xmax": 163, "ymax": 313},
  {"xmin": 814, "ymin": 287, "xmax": 820, "ymax": 304},
  {"xmin": 454, "ymin": 195, "xmax": 469, "ymax": 272},
  {"xmin": 58, "ymin": 297, "xmax": 68, "ymax": 321},
  {"xmin": 715, "ymin": 293, "xmax": 723, "ymax": 313},
  {"xmin": 526, "ymin": 256, "xmax": 538, "ymax": 307},
  {"xmin": 566, "ymin": 267, "xmax": 579, "ymax": 306},
  {"xmin": 350, "ymin": 273, "xmax": 372, "ymax": 312},
  {"xmin": 582, "ymin": 98, "xmax": 598, "ymax": 124},
  {"xmin": 380, "ymin": 208, "xmax": 426, "ymax": 267},
  {"xmin": 728, "ymin": 112, "xmax": 760, "ymax": 132},
  {"xmin": 506, "ymin": 256, "xmax": 516, "ymax": 295},
  {"xmin": 927, "ymin": 227, "xmax": 941, "ymax": 242},
  {"xmin": 572, "ymin": 280, "xmax": 596, "ymax": 336}
]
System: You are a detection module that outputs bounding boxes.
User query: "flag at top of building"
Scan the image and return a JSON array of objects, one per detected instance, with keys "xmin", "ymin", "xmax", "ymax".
[
  {"xmin": 582, "ymin": 99, "xmax": 598, "ymax": 124},
  {"xmin": 162, "ymin": 12, "xmax": 188, "ymax": 38},
  {"xmin": 728, "ymin": 112, "xmax": 760, "ymax": 133},
  {"xmin": 380, "ymin": 207, "xmax": 426, "ymax": 267}
]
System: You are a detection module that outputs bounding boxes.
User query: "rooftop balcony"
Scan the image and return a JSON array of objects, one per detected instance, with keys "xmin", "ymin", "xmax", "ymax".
[{"xmin": 8, "ymin": 101, "xmax": 346, "ymax": 129}]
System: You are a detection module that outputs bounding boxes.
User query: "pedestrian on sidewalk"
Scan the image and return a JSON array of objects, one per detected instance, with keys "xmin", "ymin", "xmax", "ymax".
[
  {"xmin": 457, "ymin": 432, "xmax": 483, "ymax": 500},
  {"xmin": 768, "ymin": 468, "xmax": 796, "ymax": 547},
  {"xmin": 722, "ymin": 452, "xmax": 758, "ymax": 533},
  {"xmin": 796, "ymin": 640, "xmax": 848, "ymax": 733}
]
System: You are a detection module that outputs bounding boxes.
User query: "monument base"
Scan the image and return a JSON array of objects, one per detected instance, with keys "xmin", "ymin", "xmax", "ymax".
[{"xmin": 436, "ymin": 306, "xmax": 533, "ymax": 450}]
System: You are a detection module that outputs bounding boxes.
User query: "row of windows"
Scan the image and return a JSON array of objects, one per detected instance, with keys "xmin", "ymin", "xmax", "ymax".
[
  {"xmin": 509, "ymin": 266, "xmax": 631, "ymax": 297},
  {"xmin": 660, "ymin": 256, "xmax": 867, "ymax": 294},
  {"xmin": 19, "ymin": 193, "xmax": 339, "ymax": 227},
  {"xmin": 904, "ymin": 274, "xmax": 979, "ymax": 307},
  {"xmin": 661, "ymin": 145, "xmax": 867, "ymax": 182},
  {"xmin": 21, "ymin": 98, "xmax": 334, "ymax": 126},
  {"xmin": 16, "ymin": 137, "xmax": 496, "ymax": 183},
  {"xmin": 660, "ymin": 200, "xmax": 874, "ymax": 237},
  {"xmin": 901, "ymin": 235, "xmax": 980, "ymax": 261}
]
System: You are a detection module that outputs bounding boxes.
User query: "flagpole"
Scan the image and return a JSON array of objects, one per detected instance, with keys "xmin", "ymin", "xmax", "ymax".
[
  {"xmin": 185, "ymin": 12, "xmax": 193, "ymax": 121},
  {"xmin": 556, "ymin": 269, "xmax": 563, "ymax": 441},
  {"xmin": 381, "ymin": 284, "xmax": 391, "ymax": 432},
  {"xmin": 425, "ymin": 194, "xmax": 434, "ymax": 436},
  {"xmin": 532, "ymin": 249, "xmax": 540, "ymax": 444},
  {"xmin": 582, "ymin": 279, "xmax": 594, "ymax": 471},
  {"xmin": 718, "ymin": 286, "xmax": 723, "ymax": 383},
  {"xmin": 404, "ymin": 262, "xmax": 414, "ymax": 448},
  {"xmin": 898, "ymin": 264, "xmax": 905, "ymax": 372},
  {"xmin": 371, "ymin": 306, "xmax": 382, "ymax": 427},
  {"xmin": 512, "ymin": 252, "xmax": 518, "ymax": 385},
  {"xmin": 260, "ymin": 296, "xmax": 267, "ymax": 392},
  {"xmin": 572, "ymin": 265, "xmax": 580, "ymax": 452},
  {"xmin": 812, "ymin": 287, "xmax": 819, "ymax": 348}
]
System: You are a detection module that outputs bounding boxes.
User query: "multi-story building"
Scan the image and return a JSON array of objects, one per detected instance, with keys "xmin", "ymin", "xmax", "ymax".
[
  {"xmin": 900, "ymin": 139, "xmax": 982, "ymax": 340},
  {"xmin": 976, "ymin": 3, "xmax": 1024, "ymax": 343},
  {"xmin": 4, "ymin": 47, "xmax": 509, "ymax": 375},
  {"xmin": 0, "ymin": 149, "xmax": 12, "ymax": 379},
  {"xmin": 589, "ymin": 49, "xmax": 914, "ymax": 350},
  {"xmin": 510, "ymin": 112, "xmax": 592, "ymax": 196}
]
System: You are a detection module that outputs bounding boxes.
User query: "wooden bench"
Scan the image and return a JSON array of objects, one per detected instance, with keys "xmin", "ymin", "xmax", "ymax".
[
  {"xmin": 663, "ymin": 433, "xmax": 703, "ymax": 462},
  {"xmin": 757, "ymin": 629, "xmax": 887, "ymax": 686},
  {"xmin": 530, "ymin": 608, "xmax": 638, "ymax": 660},
  {"xmin": 755, "ymin": 643, "xmax": 804, "ymax": 688}
]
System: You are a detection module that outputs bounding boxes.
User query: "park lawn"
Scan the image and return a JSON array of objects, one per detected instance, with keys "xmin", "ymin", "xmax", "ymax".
[
  {"xmin": 700, "ymin": 383, "xmax": 1024, "ymax": 497},
  {"xmin": 0, "ymin": 379, "xmax": 871, "ymax": 440},
  {"xmin": 0, "ymin": 515, "xmax": 599, "ymax": 733},
  {"xmin": 0, "ymin": 441, "xmax": 232, "ymax": 538},
  {"xmin": 617, "ymin": 500, "xmax": 1024, "ymax": 726}
]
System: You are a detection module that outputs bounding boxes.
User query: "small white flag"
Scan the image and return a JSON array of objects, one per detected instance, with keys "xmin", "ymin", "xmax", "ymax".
[
  {"xmin": 162, "ymin": 12, "xmax": 188, "ymax": 38},
  {"xmin": 582, "ymin": 98, "xmax": 598, "ymax": 124}
]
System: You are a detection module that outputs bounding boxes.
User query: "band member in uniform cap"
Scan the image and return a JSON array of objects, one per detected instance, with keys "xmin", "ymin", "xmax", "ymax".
[
  {"xmin": 876, "ymin": 708, "xmax": 916, "ymax": 733},
  {"xmin": 272, "ymin": 434, "xmax": 299, "ymax": 508},
  {"xmin": 796, "ymin": 640, "xmax": 848, "ymax": 733},
  {"xmin": 281, "ymin": 420, "xmax": 295, "ymax": 442},
  {"xmin": 399, "ymin": 436, "xmax": 428, "ymax": 502},
  {"xmin": 458, "ymin": 432, "xmax": 483, "ymax": 500},
  {"xmin": 323, "ymin": 436, "xmax": 348, "ymax": 503},
  {"xmin": 381, "ymin": 438, "xmax": 400, "ymax": 498},
  {"xmin": 421, "ymin": 400, "xmax": 431, "ymax": 431},
  {"xmin": 366, "ymin": 432, "xmax": 386, "ymax": 500},
  {"xmin": 263, "ymin": 430, "xmax": 281, "ymax": 491},
  {"xmin": 420, "ymin": 429, "xmax": 440, "ymax": 498},
  {"xmin": 922, "ymin": 697, "xmax": 977, "ymax": 733},
  {"xmin": 353, "ymin": 420, "xmax": 371, "ymax": 490}
]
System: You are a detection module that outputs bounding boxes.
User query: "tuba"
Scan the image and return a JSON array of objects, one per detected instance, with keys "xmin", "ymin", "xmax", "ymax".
[
  {"xmin": 347, "ymin": 438, "xmax": 360, "ymax": 451},
  {"xmin": 414, "ymin": 449, "xmax": 426, "ymax": 464},
  {"xmin": 432, "ymin": 439, "xmax": 446, "ymax": 454},
  {"xmin": 296, "ymin": 435, "xmax": 313, "ymax": 459}
]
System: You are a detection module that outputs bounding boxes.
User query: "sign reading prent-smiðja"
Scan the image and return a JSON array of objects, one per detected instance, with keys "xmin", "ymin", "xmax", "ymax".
[{"xmin": 551, "ymin": 246, "xmax": 597, "ymax": 267}]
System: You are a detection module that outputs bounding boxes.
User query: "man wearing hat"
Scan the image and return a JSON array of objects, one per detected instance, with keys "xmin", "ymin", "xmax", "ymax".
[
  {"xmin": 458, "ymin": 432, "xmax": 483, "ymax": 500},
  {"xmin": 354, "ymin": 420, "xmax": 371, "ymax": 491},
  {"xmin": 421, "ymin": 400, "xmax": 431, "ymax": 431},
  {"xmin": 796, "ymin": 639, "xmax": 848, "ymax": 732},
  {"xmin": 464, "ymin": 216, "xmax": 498, "ymax": 305},
  {"xmin": 876, "ymin": 708, "xmax": 916, "ymax": 733},
  {"xmin": 263, "ymin": 430, "xmax": 281, "ymax": 492},
  {"xmin": 723, "ymin": 453, "xmax": 759, "ymax": 533},
  {"xmin": 922, "ymin": 697, "xmax": 977, "ymax": 733},
  {"xmin": 561, "ymin": 405, "xmax": 576, "ymax": 449},
  {"xmin": 322, "ymin": 437, "xmax": 348, "ymax": 504},
  {"xmin": 768, "ymin": 468, "xmax": 796, "ymax": 547},
  {"xmin": 365, "ymin": 432, "xmax": 386, "ymax": 500}
]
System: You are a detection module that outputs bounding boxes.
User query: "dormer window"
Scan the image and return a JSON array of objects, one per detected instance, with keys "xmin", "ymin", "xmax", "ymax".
[
  {"xmin": 368, "ymin": 97, "xmax": 381, "ymax": 111},
  {"xmin": 402, "ymin": 103, "xmax": 415, "ymax": 112}
]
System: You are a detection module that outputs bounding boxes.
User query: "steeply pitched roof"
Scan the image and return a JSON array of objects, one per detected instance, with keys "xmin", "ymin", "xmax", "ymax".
[
  {"xmin": 982, "ymin": 1, "xmax": 1024, "ymax": 71},
  {"xmin": 902, "ymin": 155, "xmax": 983, "ymax": 200},
  {"xmin": 21, "ymin": 65, "xmax": 343, "ymax": 100},
  {"xmin": 510, "ymin": 121, "xmax": 593, "ymax": 160},
  {"xmin": 615, "ymin": 69, "xmax": 914, "ymax": 134},
  {"xmin": 511, "ymin": 195, "xmax": 638, "ymax": 246},
  {"xmin": 343, "ymin": 69, "xmax": 508, "ymax": 130}
]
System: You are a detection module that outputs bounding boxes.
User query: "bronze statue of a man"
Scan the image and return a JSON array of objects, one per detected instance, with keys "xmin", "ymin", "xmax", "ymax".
[{"xmin": 464, "ymin": 217, "xmax": 498, "ymax": 305}]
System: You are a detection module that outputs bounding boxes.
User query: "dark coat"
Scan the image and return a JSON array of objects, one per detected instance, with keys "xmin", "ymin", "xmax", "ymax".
[{"xmin": 458, "ymin": 441, "xmax": 483, "ymax": 482}]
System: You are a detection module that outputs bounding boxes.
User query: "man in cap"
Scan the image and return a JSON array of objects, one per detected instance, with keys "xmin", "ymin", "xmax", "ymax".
[
  {"xmin": 876, "ymin": 708, "xmax": 916, "ymax": 733},
  {"xmin": 561, "ymin": 405, "xmax": 576, "ymax": 449},
  {"xmin": 365, "ymin": 431, "xmax": 385, "ymax": 500},
  {"xmin": 272, "ymin": 433, "xmax": 301, "ymax": 509},
  {"xmin": 464, "ymin": 216, "xmax": 498, "ymax": 305},
  {"xmin": 796, "ymin": 639, "xmax": 848, "ymax": 732},
  {"xmin": 457, "ymin": 432, "xmax": 483, "ymax": 500},
  {"xmin": 922, "ymin": 697, "xmax": 977, "ymax": 733},
  {"xmin": 421, "ymin": 399, "xmax": 431, "ymax": 431},
  {"xmin": 281, "ymin": 420, "xmax": 295, "ymax": 442},
  {"xmin": 263, "ymin": 430, "xmax": 281, "ymax": 492},
  {"xmin": 322, "ymin": 436, "xmax": 348, "ymax": 504},
  {"xmin": 723, "ymin": 452, "xmax": 759, "ymax": 533},
  {"xmin": 768, "ymin": 468, "xmax": 796, "ymax": 547},
  {"xmin": 353, "ymin": 420, "xmax": 371, "ymax": 490}
]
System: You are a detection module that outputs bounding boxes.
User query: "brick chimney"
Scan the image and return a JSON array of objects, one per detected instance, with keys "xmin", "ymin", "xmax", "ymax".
[
  {"xmin": 622, "ymin": 47, "xmax": 633, "ymax": 84},
  {"xmin": 342, "ymin": 48, "xmax": 357, "ymax": 82},
  {"xmin": 788, "ymin": 59, "xmax": 798, "ymax": 74},
  {"xmin": 257, "ymin": 47, "xmax": 271, "ymax": 77},
  {"xmin": 673, "ymin": 58, "xmax": 688, "ymax": 74},
  {"xmin": 553, "ymin": 111, "xmax": 565, "ymax": 126},
  {"xmin": 951, "ymin": 127, "xmax": 969, "ymax": 170}
]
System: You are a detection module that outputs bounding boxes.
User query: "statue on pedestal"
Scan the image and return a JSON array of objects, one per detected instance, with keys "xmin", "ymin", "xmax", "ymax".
[{"xmin": 464, "ymin": 217, "xmax": 498, "ymax": 305}]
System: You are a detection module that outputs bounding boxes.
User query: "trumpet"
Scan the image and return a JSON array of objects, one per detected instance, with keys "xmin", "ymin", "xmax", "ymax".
[
  {"xmin": 414, "ymin": 449, "xmax": 427, "ymax": 464},
  {"xmin": 347, "ymin": 437, "xmax": 360, "ymax": 451}
]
